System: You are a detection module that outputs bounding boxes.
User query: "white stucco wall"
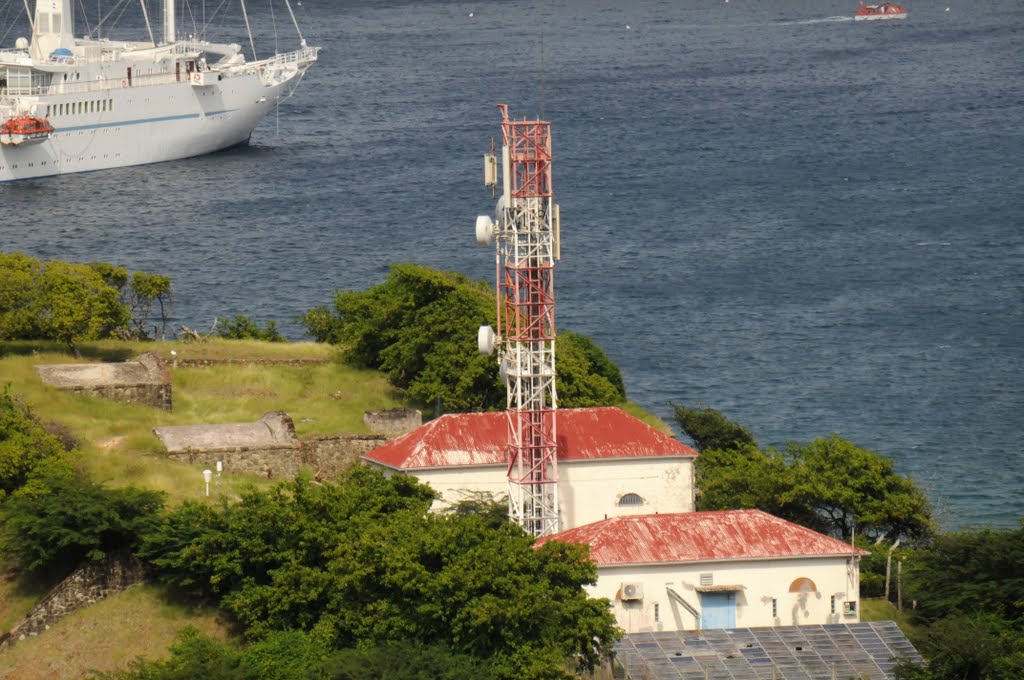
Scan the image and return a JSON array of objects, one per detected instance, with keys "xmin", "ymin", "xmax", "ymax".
[
  {"xmin": 589, "ymin": 557, "xmax": 861, "ymax": 634},
  {"xmin": 559, "ymin": 458, "xmax": 694, "ymax": 528},
  {"xmin": 394, "ymin": 456, "xmax": 694, "ymax": 530}
]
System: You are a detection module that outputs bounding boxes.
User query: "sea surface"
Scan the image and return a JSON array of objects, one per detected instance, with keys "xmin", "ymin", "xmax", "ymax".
[{"xmin": 1, "ymin": 0, "xmax": 1021, "ymax": 531}]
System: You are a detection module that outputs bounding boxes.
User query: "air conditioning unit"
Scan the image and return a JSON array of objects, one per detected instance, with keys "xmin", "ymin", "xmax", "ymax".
[{"xmin": 621, "ymin": 583, "xmax": 644, "ymax": 601}]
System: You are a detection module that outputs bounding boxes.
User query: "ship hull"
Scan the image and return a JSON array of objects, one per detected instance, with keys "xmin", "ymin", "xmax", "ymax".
[
  {"xmin": 0, "ymin": 73, "xmax": 291, "ymax": 182},
  {"xmin": 854, "ymin": 13, "xmax": 907, "ymax": 20}
]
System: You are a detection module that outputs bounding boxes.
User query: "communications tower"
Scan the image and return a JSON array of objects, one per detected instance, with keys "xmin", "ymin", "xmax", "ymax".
[{"xmin": 475, "ymin": 104, "xmax": 562, "ymax": 538}]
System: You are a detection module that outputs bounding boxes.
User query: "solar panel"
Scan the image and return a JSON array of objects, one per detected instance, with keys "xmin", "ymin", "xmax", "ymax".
[{"xmin": 613, "ymin": 621, "xmax": 924, "ymax": 679}]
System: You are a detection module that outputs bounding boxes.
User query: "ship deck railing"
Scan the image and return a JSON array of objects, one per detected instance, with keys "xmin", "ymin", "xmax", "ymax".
[{"xmin": 0, "ymin": 45, "xmax": 316, "ymax": 99}]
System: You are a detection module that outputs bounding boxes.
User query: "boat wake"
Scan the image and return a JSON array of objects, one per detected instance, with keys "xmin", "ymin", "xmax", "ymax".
[{"xmin": 778, "ymin": 16, "xmax": 855, "ymax": 25}]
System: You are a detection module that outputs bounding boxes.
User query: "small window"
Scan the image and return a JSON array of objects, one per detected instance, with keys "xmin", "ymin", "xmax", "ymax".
[
  {"xmin": 772, "ymin": 598, "xmax": 777, "ymax": 618},
  {"xmin": 700, "ymin": 573, "xmax": 713, "ymax": 587},
  {"xmin": 654, "ymin": 603, "xmax": 660, "ymax": 622},
  {"xmin": 830, "ymin": 595, "xmax": 836, "ymax": 614},
  {"xmin": 844, "ymin": 601, "xmax": 857, "ymax": 616},
  {"xmin": 618, "ymin": 493, "xmax": 644, "ymax": 507}
]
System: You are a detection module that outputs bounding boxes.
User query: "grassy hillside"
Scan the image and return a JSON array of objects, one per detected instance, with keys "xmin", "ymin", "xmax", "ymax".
[
  {"xmin": 0, "ymin": 338, "xmax": 677, "ymax": 677},
  {"xmin": 0, "ymin": 584, "xmax": 226, "ymax": 679},
  {"xmin": 0, "ymin": 339, "xmax": 409, "ymax": 502}
]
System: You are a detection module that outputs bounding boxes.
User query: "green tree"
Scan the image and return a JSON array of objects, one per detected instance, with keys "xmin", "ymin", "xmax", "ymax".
[
  {"xmin": 1, "ymin": 471, "xmax": 165, "ymax": 577},
  {"xmin": 35, "ymin": 259, "xmax": 129, "ymax": 351},
  {"xmin": 127, "ymin": 272, "xmax": 174, "ymax": 340},
  {"xmin": 216, "ymin": 315, "xmax": 285, "ymax": 343},
  {"xmin": 693, "ymin": 444, "xmax": 820, "ymax": 525},
  {"xmin": 556, "ymin": 331, "xmax": 626, "ymax": 407},
  {"xmin": 904, "ymin": 524, "xmax": 1024, "ymax": 625},
  {"xmin": 299, "ymin": 264, "xmax": 625, "ymax": 412},
  {"xmin": 138, "ymin": 467, "xmax": 619, "ymax": 678},
  {"xmin": 671, "ymin": 402, "xmax": 756, "ymax": 452},
  {"xmin": 0, "ymin": 252, "xmax": 43, "ymax": 339},
  {"xmin": 98, "ymin": 628, "xmax": 494, "ymax": 680},
  {"xmin": 784, "ymin": 436, "xmax": 933, "ymax": 542},
  {"xmin": 682, "ymin": 406, "xmax": 933, "ymax": 543},
  {"xmin": 0, "ymin": 388, "xmax": 73, "ymax": 501}
]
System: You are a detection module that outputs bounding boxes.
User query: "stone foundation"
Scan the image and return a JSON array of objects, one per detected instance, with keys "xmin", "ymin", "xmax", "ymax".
[{"xmin": 35, "ymin": 352, "xmax": 172, "ymax": 410}]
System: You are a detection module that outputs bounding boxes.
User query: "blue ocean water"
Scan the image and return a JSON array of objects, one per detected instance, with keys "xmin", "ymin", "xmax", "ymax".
[{"xmin": 1, "ymin": 0, "xmax": 1021, "ymax": 530}]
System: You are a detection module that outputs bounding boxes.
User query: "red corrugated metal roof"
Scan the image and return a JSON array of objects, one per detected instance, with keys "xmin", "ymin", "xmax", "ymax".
[
  {"xmin": 362, "ymin": 407, "xmax": 697, "ymax": 470},
  {"xmin": 535, "ymin": 510, "xmax": 869, "ymax": 564}
]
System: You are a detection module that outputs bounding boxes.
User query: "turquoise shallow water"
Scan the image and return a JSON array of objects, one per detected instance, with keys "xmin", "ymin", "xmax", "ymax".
[{"xmin": 2, "ymin": 0, "xmax": 1021, "ymax": 529}]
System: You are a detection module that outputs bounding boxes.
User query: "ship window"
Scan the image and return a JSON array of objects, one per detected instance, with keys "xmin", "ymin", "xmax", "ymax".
[
  {"xmin": 37, "ymin": 13, "xmax": 50, "ymax": 33},
  {"xmin": 52, "ymin": 13, "xmax": 61, "ymax": 33},
  {"xmin": 618, "ymin": 493, "xmax": 644, "ymax": 507}
]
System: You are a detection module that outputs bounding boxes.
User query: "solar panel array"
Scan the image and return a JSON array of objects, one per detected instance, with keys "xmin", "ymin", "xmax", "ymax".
[{"xmin": 613, "ymin": 621, "xmax": 924, "ymax": 679}]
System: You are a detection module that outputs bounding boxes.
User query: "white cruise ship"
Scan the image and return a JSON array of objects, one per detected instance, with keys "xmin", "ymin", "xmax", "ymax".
[{"xmin": 0, "ymin": 0, "xmax": 318, "ymax": 182}]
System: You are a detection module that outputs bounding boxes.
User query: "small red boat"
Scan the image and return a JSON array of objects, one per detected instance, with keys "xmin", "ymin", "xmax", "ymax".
[
  {"xmin": 855, "ymin": 2, "xmax": 908, "ymax": 20},
  {"xmin": 0, "ymin": 115, "xmax": 55, "ymax": 146}
]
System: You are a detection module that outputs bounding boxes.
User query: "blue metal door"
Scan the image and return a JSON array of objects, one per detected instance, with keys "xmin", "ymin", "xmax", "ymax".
[{"xmin": 700, "ymin": 592, "xmax": 736, "ymax": 629}]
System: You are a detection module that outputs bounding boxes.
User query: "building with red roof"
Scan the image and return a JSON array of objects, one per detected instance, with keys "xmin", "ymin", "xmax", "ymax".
[
  {"xmin": 535, "ymin": 510, "xmax": 868, "ymax": 633},
  {"xmin": 362, "ymin": 406, "xmax": 698, "ymax": 529}
]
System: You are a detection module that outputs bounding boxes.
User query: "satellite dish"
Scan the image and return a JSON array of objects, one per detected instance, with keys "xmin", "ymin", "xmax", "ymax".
[
  {"xmin": 15, "ymin": 37, "xmax": 28, "ymax": 49},
  {"xmin": 477, "ymin": 325, "xmax": 496, "ymax": 355},
  {"xmin": 475, "ymin": 215, "xmax": 494, "ymax": 246}
]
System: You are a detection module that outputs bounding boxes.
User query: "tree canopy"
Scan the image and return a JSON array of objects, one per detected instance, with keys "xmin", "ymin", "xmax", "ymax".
[
  {"xmin": 0, "ymin": 252, "xmax": 174, "ymax": 346},
  {"xmin": 893, "ymin": 523, "xmax": 1024, "ymax": 680},
  {"xmin": 138, "ymin": 466, "xmax": 619, "ymax": 679},
  {"xmin": 0, "ymin": 388, "xmax": 73, "ymax": 502},
  {"xmin": 298, "ymin": 263, "xmax": 626, "ymax": 412},
  {"xmin": 1, "ymin": 470, "xmax": 165, "ymax": 576},
  {"xmin": 677, "ymin": 404, "xmax": 933, "ymax": 543}
]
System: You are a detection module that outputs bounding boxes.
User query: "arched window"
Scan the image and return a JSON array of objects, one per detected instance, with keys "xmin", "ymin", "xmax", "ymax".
[
  {"xmin": 617, "ymin": 493, "xmax": 644, "ymax": 507},
  {"xmin": 789, "ymin": 577, "xmax": 818, "ymax": 593}
]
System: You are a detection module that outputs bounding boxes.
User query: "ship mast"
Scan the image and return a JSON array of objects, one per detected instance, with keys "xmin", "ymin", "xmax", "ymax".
[{"xmin": 163, "ymin": 0, "xmax": 175, "ymax": 44}]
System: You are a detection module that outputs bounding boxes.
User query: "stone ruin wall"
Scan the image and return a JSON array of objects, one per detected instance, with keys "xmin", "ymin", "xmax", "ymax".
[
  {"xmin": 166, "ymin": 433, "xmax": 389, "ymax": 481},
  {"xmin": 0, "ymin": 553, "xmax": 145, "ymax": 652},
  {"xmin": 364, "ymin": 409, "xmax": 422, "ymax": 436},
  {"xmin": 35, "ymin": 352, "xmax": 172, "ymax": 410},
  {"xmin": 61, "ymin": 382, "xmax": 173, "ymax": 411}
]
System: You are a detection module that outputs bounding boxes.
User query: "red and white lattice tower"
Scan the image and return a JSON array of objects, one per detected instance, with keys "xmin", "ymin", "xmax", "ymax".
[{"xmin": 475, "ymin": 104, "xmax": 561, "ymax": 538}]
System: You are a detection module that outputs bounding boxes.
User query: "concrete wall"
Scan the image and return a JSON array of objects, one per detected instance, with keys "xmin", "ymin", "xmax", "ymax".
[{"xmin": 591, "ymin": 557, "xmax": 861, "ymax": 634}]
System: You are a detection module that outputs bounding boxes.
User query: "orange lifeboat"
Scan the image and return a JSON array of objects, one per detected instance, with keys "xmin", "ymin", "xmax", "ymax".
[
  {"xmin": 0, "ymin": 115, "xmax": 55, "ymax": 146},
  {"xmin": 855, "ymin": 2, "xmax": 908, "ymax": 20}
]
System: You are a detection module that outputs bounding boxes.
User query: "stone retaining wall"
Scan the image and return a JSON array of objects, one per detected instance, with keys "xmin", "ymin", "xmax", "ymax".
[{"xmin": 0, "ymin": 553, "xmax": 145, "ymax": 652}]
